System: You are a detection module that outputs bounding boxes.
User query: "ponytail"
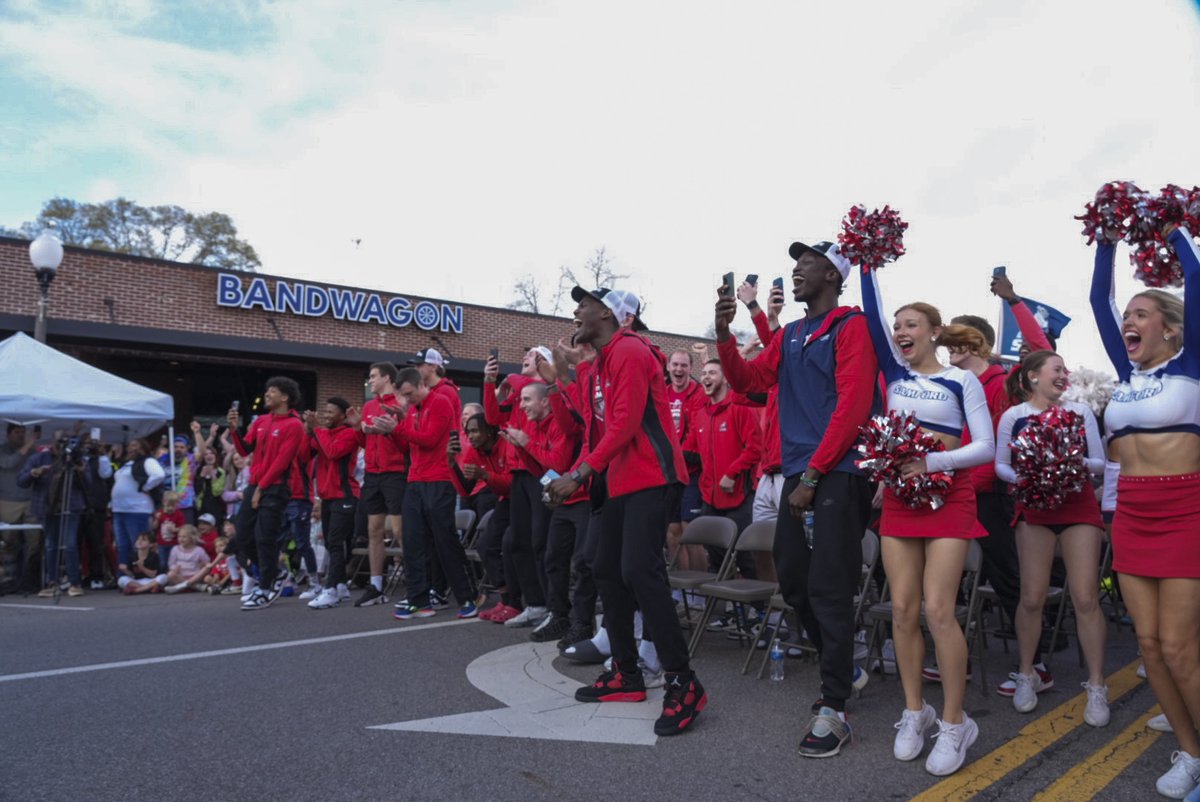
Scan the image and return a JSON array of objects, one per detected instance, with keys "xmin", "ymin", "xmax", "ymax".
[
  {"xmin": 936, "ymin": 324, "xmax": 990, "ymax": 360},
  {"xmin": 1005, "ymin": 349, "xmax": 1058, "ymax": 404}
]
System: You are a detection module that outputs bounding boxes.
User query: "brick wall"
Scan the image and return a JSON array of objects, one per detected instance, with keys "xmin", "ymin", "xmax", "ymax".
[{"xmin": 0, "ymin": 238, "xmax": 711, "ymax": 395}]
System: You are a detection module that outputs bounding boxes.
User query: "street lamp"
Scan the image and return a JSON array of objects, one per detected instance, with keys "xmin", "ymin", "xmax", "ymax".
[{"xmin": 29, "ymin": 228, "xmax": 64, "ymax": 343}]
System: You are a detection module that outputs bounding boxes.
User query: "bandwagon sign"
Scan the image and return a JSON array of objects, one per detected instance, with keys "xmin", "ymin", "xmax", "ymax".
[{"xmin": 216, "ymin": 273, "xmax": 464, "ymax": 333}]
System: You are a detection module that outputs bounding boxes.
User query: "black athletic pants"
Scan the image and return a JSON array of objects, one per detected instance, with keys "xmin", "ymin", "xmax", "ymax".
[
  {"xmin": 402, "ymin": 481, "xmax": 474, "ymax": 606},
  {"xmin": 774, "ymin": 471, "xmax": 871, "ymax": 712},
  {"xmin": 545, "ymin": 500, "xmax": 590, "ymax": 619},
  {"xmin": 321, "ymin": 497, "xmax": 356, "ymax": 588},
  {"xmin": 233, "ymin": 483, "xmax": 288, "ymax": 591},
  {"xmin": 504, "ymin": 472, "xmax": 549, "ymax": 607},
  {"xmin": 594, "ymin": 483, "xmax": 689, "ymax": 674},
  {"xmin": 977, "ymin": 489, "xmax": 1043, "ymax": 665}
]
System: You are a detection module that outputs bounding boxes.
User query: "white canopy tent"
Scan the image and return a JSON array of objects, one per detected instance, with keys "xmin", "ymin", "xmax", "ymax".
[{"xmin": 0, "ymin": 331, "xmax": 175, "ymax": 442}]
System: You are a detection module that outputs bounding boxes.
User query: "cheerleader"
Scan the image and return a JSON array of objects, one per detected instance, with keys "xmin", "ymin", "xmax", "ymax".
[
  {"xmin": 993, "ymin": 350, "xmax": 1108, "ymax": 725},
  {"xmin": 1090, "ymin": 223, "xmax": 1200, "ymax": 800},
  {"xmin": 861, "ymin": 267, "xmax": 995, "ymax": 777}
]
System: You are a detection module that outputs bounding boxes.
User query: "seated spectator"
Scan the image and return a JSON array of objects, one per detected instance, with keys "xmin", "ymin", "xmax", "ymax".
[
  {"xmin": 117, "ymin": 532, "xmax": 166, "ymax": 594},
  {"xmin": 163, "ymin": 524, "xmax": 215, "ymax": 593},
  {"xmin": 201, "ymin": 536, "xmax": 233, "ymax": 594},
  {"xmin": 196, "ymin": 513, "xmax": 219, "ymax": 558},
  {"xmin": 154, "ymin": 491, "xmax": 185, "ymax": 566}
]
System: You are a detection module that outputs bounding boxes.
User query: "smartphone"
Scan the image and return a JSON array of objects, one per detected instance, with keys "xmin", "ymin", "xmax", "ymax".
[
  {"xmin": 772, "ymin": 277, "xmax": 784, "ymax": 291},
  {"xmin": 231, "ymin": 400, "xmax": 240, "ymax": 411},
  {"xmin": 745, "ymin": 274, "xmax": 759, "ymax": 286},
  {"xmin": 89, "ymin": 427, "xmax": 101, "ymax": 442},
  {"xmin": 992, "ymin": 265, "xmax": 1007, "ymax": 277},
  {"xmin": 721, "ymin": 271, "xmax": 736, "ymax": 297},
  {"xmin": 489, "ymin": 347, "xmax": 499, "ymax": 361}
]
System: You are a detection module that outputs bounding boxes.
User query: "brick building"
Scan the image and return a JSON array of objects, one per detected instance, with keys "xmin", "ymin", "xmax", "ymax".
[{"xmin": 0, "ymin": 237, "xmax": 707, "ymax": 429}]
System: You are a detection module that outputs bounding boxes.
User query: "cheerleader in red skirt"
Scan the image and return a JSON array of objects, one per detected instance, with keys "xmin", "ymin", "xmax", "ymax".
[
  {"xmin": 861, "ymin": 267, "xmax": 995, "ymax": 777},
  {"xmin": 1090, "ymin": 222, "xmax": 1200, "ymax": 800},
  {"xmin": 994, "ymin": 350, "xmax": 1108, "ymax": 725}
]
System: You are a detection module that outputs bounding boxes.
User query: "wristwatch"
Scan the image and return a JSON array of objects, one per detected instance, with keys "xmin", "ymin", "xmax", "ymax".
[{"xmin": 569, "ymin": 469, "xmax": 585, "ymax": 484}]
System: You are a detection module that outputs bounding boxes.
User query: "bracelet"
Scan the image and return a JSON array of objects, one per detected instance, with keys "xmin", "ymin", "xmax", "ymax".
[
  {"xmin": 1005, "ymin": 297, "xmax": 1021, "ymax": 307},
  {"xmin": 799, "ymin": 475, "xmax": 819, "ymax": 489}
]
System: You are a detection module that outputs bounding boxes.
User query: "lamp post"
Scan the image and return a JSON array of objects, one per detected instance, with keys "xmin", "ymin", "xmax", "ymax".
[{"xmin": 29, "ymin": 228, "xmax": 64, "ymax": 343}]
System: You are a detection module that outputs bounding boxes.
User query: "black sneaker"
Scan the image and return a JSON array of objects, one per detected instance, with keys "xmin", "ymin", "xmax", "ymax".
[
  {"xmin": 429, "ymin": 589, "xmax": 450, "ymax": 610},
  {"xmin": 271, "ymin": 569, "xmax": 291, "ymax": 595},
  {"xmin": 354, "ymin": 585, "xmax": 388, "ymax": 607},
  {"xmin": 798, "ymin": 704, "xmax": 851, "ymax": 758},
  {"xmin": 654, "ymin": 671, "xmax": 707, "ymax": 736},
  {"xmin": 575, "ymin": 667, "xmax": 647, "ymax": 703},
  {"xmin": 240, "ymin": 589, "xmax": 275, "ymax": 611},
  {"xmin": 530, "ymin": 614, "xmax": 571, "ymax": 643},
  {"xmin": 558, "ymin": 622, "xmax": 594, "ymax": 652}
]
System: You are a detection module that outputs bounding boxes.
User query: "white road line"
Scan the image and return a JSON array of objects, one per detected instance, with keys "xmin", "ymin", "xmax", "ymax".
[
  {"xmin": 0, "ymin": 618, "xmax": 478, "ymax": 683},
  {"xmin": 0, "ymin": 603, "xmax": 94, "ymax": 612}
]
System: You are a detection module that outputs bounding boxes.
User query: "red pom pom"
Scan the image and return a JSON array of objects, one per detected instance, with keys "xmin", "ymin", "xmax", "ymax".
[
  {"xmin": 856, "ymin": 411, "xmax": 953, "ymax": 510},
  {"xmin": 1009, "ymin": 406, "xmax": 1088, "ymax": 511},
  {"xmin": 838, "ymin": 204, "xmax": 908, "ymax": 273},
  {"xmin": 1075, "ymin": 181, "xmax": 1142, "ymax": 245}
]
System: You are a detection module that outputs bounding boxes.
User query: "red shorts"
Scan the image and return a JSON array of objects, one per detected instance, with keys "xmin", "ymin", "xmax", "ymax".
[
  {"xmin": 1018, "ymin": 486, "xmax": 1104, "ymax": 530},
  {"xmin": 881, "ymin": 471, "xmax": 984, "ymax": 539},
  {"xmin": 1112, "ymin": 472, "xmax": 1200, "ymax": 578}
]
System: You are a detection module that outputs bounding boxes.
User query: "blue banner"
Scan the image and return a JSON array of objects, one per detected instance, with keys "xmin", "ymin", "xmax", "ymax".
[{"xmin": 997, "ymin": 297, "xmax": 1071, "ymax": 359}]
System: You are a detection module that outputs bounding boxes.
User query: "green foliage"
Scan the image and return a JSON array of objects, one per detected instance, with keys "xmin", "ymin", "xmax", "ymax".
[{"xmin": 2, "ymin": 197, "xmax": 260, "ymax": 272}]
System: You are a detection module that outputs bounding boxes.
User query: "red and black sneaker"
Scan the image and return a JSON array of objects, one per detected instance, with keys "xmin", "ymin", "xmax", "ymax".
[
  {"xmin": 654, "ymin": 671, "xmax": 707, "ymax": 736},
  {"xmin": 575, "ymin": 667, "xmax": 647, "ymax": 703}
]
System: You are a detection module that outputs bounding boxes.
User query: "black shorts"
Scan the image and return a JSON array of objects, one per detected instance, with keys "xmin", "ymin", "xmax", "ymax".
[{"xmin": 361, "ymin": 472, "xmax": 407, "ymax": 516}]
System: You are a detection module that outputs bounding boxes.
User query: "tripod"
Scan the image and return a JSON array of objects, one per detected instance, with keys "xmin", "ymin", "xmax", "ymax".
[{"xmin": 44, "ymin": 442, "xmax": 82, "ymax": 604}]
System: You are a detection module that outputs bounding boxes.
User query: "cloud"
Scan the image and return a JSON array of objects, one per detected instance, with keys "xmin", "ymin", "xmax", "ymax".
[{"xmin": 1, "ymin": 0, "xmax": 1199, "ymax": 377}]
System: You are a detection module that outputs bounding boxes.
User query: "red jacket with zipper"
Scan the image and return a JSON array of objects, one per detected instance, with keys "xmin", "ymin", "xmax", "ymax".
[{"xmin": 684, "ymin": 394, "xmax": 763, "ymax": 510}]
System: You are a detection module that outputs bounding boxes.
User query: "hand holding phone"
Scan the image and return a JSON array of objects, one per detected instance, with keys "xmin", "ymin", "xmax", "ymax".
[
  {"xmin": 773, "ymin": 277, "xmax": 784, "ymax": 291},
  {"xmin": 992, "ymin": 266, "xmax": 1007, "ymax": 277},
  {"xmin": 745, "ymin": 274, "xmax": 759, "ymax": 286}
]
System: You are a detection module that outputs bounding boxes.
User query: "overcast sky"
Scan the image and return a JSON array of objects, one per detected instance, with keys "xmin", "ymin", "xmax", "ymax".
[{"xmin": 2, "ymin": 0, "xmax": 1199, "ymax": 375}]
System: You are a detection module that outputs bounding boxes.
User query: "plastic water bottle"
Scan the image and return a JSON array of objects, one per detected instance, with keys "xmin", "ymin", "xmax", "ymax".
[
  {"xmin": 803, "ymin": 509, "xmax": 815, "ymax": 550},
  {"xmin": 769, "ymin": 639, "xmax": 786, "ymax": 681}
]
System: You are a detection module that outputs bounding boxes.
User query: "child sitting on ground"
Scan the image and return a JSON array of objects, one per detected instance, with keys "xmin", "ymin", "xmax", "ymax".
[
  {"xmin": 153, "ymin": 491, "xmax": 185, "ymax": 566},
  {"xmin": 201, "ymin": 536, "xmax": 232, "ymax": 594},
  {"xmin": 163, "ymin": 525, "xmax": 214, "ymax": 594},
  {"xmin": 117, "ymin": 533, "xmax": 167, "ymax": 594}
]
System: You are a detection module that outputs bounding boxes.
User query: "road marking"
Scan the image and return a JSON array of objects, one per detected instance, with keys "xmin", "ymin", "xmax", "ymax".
[
  {"xmin": 0, "ymin": 618, "xmax": 477, "ymax": 683},
  {"xmin": 370, "ymin": 642, "xmax": 660, "ymax": 745},
  {"xmin": 909, "ymin": 660, "xmax": 1144, "ymax": 802},
  {"xmin": 0, "ymin": 603, "xmax": 93, "ymax": 612},
  {"xmin": 1031, "ymin": 706, "xmax": 1163, "ymax": 802}
]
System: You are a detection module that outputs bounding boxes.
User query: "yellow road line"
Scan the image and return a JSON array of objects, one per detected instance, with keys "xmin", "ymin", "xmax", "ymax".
[
  {"xmin": 909, "ymin": 661, "xmax": 1144, "ymax": 802},
  {"xmin": 1031, "ymin": 706, "xmax": 1163, "ymax": 802}
]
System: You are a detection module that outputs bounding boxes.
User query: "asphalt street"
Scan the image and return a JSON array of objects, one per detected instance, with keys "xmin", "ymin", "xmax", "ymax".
[{"xmin": 0, "ymin": 588, "xmax": 1173, "ymax": 802}]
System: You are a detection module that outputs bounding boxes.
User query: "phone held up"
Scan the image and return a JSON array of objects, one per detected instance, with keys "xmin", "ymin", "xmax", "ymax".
[
  {"xmin": 992, "ymin": 265, "xmax": 1007, "ymax": 277},
  {"xmin": 721, "ymin": 272, "xmax": 736, "ymax": 298},
  {"xmin": 745, "ymin": 274, "xmax": 759, "ymax": 286}
]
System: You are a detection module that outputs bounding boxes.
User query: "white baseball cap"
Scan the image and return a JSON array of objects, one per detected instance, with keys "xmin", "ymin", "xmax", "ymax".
[
  {"xmin": 789, "ymin": 240, "xmax": 852, "ymax": 282},
  {"xmin": 409, "ymin": 347, "xmax": 447, "ymax": 367},
  {"xmin": 570, "ymin": 286, "xmax": 648, "ymax": 332}
]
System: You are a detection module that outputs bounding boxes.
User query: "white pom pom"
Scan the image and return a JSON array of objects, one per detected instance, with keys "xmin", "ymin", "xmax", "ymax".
[{"xmin": 1062, "ymin": 366, "xmax": 1117, "ymax": 417}]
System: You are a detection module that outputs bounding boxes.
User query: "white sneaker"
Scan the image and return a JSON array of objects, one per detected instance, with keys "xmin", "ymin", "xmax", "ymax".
[
  {"xmin": 925, "ymin": 715, "xmax": 979, "ymax": 776},
  {"xmin": 299, "ymin": 585, "xmax": 322, "ymax": 600},
  {"xmin": 240, "ymin": 578, "xmax": 259, "ymax": 603},
  {"xmin": 852, "ymin": 664, "xmax": 870, "ymax": 694},
  {"xmin": 1149, "ymin": 713, "xmax": 1174, "ymax": 733},
  {"xmin": 1082, "ymin": 683, "xmax": 1110, "ymax": 727},
  {"xmin": 893, "ymin": 702, "xmax": 937, "ymax": 761},
  {"xmin": 337, "ymin": 583, "xmax": 351, "ymax": 601},
  {"xmin": 164, "ymin": 581, "xmax": 189, "ymax": 594},
  {"xmin": 1137, "ymin": 662, "xmax": 1147, "ymax": 679},
  {"xmin": 504, "ymin": 605, "xmax": 548, "ymax": 628},
  {"xmin": 308, "ymin": 587, "xmax": 340, "ymax": 609},
  {"xmin": 1011, "ymin": 672, "xmax": 1042, "ymax": 713},
  {"xmin": 1157, "ymin": 750, "xmax": 1200, "ymax": 799}
]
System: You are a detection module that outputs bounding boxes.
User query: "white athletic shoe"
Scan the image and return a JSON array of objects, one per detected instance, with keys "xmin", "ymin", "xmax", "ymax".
[
  {"xmin": 504, "ymin": 605, "xmax": 548, "ymax": 628},
  {"xmin": 308, "ymin": 587, "xmax": 340, "ymax": 609},
  {"xmin": 164, "ymin": 581, "xmax": 189, "ymax": 594},
  {"xmin": 1011, "ymin": 671, "xmax": 1043, "ymax": 714},
  {"xmin": 925, "ymin": 715, "xmax": 979, "ymax": 776},
  {"xmin": 893, "ymin": 702, "xmax": 937, "ymax": 762},
  {"xmin": 299, "ymin": 585, "xmax": 322, "ymax": 601},
  {"xmin": 1082, "ymin": 683, "xmax": 1110, "ymax": 727},
  {"xmin": 1137, "ymin": 662, "xmax": 1147, "ymax": 679},
  {"xmin": 1149, "ymin": 713, "xmax": 1174, "ymax": 733},
  {"xmin": 1157, "ymin": 750, "xmax": 1200, "ymax": 799},
  {"xmin": 240, "ymin": 578, "xmax": 259, "ymax": 603},
  {"xmin": 337, "ymin": 583, "xmax": 351, "ymax": 601}
]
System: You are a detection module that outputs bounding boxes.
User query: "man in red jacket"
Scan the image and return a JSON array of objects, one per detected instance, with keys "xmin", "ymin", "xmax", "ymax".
[
  {"xmin": 304, "ymin": 397, "xmax": 361, "ymax": 610},
  {"xmin": 666, "ymin": 349, "xmax": 707, "ymax": 572},
  {"xmin": 408, "ymin": 347, "xmax": 463, "ymax": 422},
  {"xmin": 227, "ymin": 376, "xmax": 306, "ymax": 611},
  {"xmin": 355, "ymin": 362, "xmax": 407, "ymax": 608},
  {"xmin": 547, "ymin": 286, "xmax": 706, "ymax": 738},
  {"xmin": 684, "ymin": 360, "xmax": 763, "ymax": 590},
  {"xmin": 391, "ymin": 367, "xmax": 477, "ymax": 620}
]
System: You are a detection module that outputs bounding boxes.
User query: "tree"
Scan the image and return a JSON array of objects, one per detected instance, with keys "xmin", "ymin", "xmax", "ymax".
[
  {"xmin": 508, "ymin": 246, "xmax": 641, "ymax": 316},
  {"xmin": 1, "ymin": 197, "xmax": 261, "ymax": 271},
  {"xmin": 507, "ymin": 273, "xmax": 545, "ymax": 314}
]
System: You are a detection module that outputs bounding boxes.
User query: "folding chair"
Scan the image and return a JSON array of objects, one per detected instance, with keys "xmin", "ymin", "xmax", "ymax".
[
  {"xmin": 755, "ymin": 529, "xmax": 880, "ymax": 679},
  {"xmin": 455, "ymin": 508, "xmax": 477, "ymax": 544},
  {"xmin": 465, "ymin": 509, "xmax": 493, "ymax": 571},
  {"xmin": 863, "ymin": 540, "xmax": 987, "ymax": 695},
  {"xmin": 668, "ymin": 516, "xmax": 740, "ymax": 628},
  {"xmin": 688, "ymin": 519, "xmax": 777, "ymax": 661}
]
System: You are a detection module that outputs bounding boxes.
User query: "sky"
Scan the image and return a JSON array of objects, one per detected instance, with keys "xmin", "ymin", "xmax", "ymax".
[{"xmin": 2, "ymin": 0, "xmax": 1200, "ymax": 376}]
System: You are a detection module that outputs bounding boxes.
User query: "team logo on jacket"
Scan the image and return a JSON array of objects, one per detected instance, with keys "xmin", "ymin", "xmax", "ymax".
[{"xmin": 718, "ymin": 422, "xmax": 727, "ymax": 432}]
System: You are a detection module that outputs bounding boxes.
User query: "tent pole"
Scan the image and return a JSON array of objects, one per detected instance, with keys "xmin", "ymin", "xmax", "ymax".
[{"xmin": 169, "ymin": 424, "xmax": 176, "ymax": 492}]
